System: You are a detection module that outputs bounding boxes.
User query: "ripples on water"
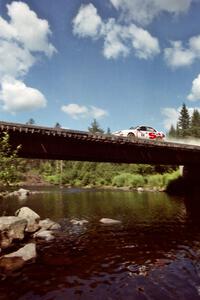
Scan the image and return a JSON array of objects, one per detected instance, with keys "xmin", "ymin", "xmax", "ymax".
[{"xmin": 1, "ymin": 188, "xmax": 200, "ymax": 299}]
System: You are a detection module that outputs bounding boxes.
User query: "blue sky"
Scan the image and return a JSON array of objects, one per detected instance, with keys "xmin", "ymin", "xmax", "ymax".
[{"xmin": 0, "ymin": 0, "xmax": 200, "ymax": 133}]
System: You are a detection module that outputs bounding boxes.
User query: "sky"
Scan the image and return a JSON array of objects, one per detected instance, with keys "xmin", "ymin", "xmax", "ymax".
[{"xmin": 1, "ymin": 0, "xmax": 200, "ymax": 133}]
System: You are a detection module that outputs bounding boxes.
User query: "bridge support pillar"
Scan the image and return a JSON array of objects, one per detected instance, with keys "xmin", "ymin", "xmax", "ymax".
[
  {"xmin": 167, "ymin": 165, "xmax": 200, "ymax": 194},
  {"xmin": 182, "ymin": 165, "xmax": 200, "ymax": 185}
]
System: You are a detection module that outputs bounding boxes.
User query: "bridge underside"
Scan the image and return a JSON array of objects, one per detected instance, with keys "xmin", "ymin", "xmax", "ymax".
[{"xmin": 4, "ymin": 130, "xmax": 200, "ymax": 165}]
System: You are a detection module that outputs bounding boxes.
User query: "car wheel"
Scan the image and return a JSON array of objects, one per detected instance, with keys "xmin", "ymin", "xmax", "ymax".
[{"xmin": 127, "ymin": 132, "xmax": 135, "ymax": 139}]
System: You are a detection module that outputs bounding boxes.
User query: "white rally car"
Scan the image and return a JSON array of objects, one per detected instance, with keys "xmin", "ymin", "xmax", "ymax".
[{"xmin": 112, "ymin": 125, "xmax": 165, "ymax": 140}]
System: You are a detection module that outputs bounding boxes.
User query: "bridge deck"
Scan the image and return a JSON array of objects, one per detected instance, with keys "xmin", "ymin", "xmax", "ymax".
[{"xmin": 0, "ymin": 121, "xmax": 199, "ymax": 165}]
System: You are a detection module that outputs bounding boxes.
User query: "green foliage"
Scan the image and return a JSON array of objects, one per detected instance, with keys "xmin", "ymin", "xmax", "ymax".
[
  {"xmin": 167, "ymin": 125, "xmax": 176, "ymax": 138},
  {"xmin": 0, "ymin": 132, "xmax": 21, "ymax": 185},
  {"xmin": 111, "ymin": 170, "xmax": 180, "ymax": 189},
  {"xmin": 26, "ymin": 118, "xmax": 35, "ymax": 125},
  {"xmin": 146, "ymin": 174, "xmax": 164, "ymax": 187},
  {"xmin": 44, "ymin": 174, "xmax": 61, "ymax": 185},
  {"xmin": 88, "ymin": 119, "xmax": 104, "ymax": 134},
  {"xmin": 178, "ymin": 103, "xmax": 190, "ymax": 132},
  {"xmin": 54, "ymin": 122, "xmax": 61, "ymax": 128},
  {"xmin": 112, "ymin": 173, "xmax": 145, "ymax": 188},
  {"xmin": 168, "ymin": 103, "xmax": 200, "ymax": 138}
]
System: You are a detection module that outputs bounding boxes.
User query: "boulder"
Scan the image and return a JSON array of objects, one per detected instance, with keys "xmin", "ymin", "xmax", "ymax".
[
  {"xmin": 3, "ymin": 243, "xmax": 36, "ymax": 261},
  {"xmin": 0, "ymin": 256, "xmax": 25, "ymax": 272},
  {"xmin": 39, "ymin": 218, "xmax": 61, "ymax": 230},
  {"xmin": 6, "ymin": 188, "xmax": 30, "ymax": 199},
  {"xmin": 100, "ymin": 218, "xmax": 121, "ymax": 225},
  {"xmin": 15, "ymin": 207, "xmax": 40, "ymax": 233},
  {"xmin": 33, "ymin": 230, "xmax": 55, "ymax": 241},
  {"xmin": 0, "ymin": 243, "xmax": 36, "ymax": 272},
  {"xmin": 0, "ymin": 216, "xmax": 27, "ymax": 248}
]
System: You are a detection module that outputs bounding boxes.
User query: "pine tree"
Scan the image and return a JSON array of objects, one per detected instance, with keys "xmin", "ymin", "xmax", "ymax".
[
  {"xmin": 191, "ymin": 109, "xmax": 200, "ymax": 127},
  {"xmin": 88, "ymin": 119, "xmax": 104, "ymax": 134},
  {"xmin": 190, "ymin": 109, "xmax": 200, "ymax": 137},
  {"xmin": 54, "ymin": 122, "xmax": 61, "ymax": 128},
  {"xmin": 168, "ymin": 125, "xmax": 176, "ymax": 138},
  {"xmin": 178, "ymin": 103, "xmax": 190, "ymax": 137},
  {"xmin": 26, "ymin": 118, "xmax": 35, "ymax": 125},
  {"xmin": 106, "ymin": 127, "xmax": 111, "ymax": 135}
]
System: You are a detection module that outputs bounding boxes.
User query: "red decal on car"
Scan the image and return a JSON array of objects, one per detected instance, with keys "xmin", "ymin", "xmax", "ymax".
[{"xmin": 148, "ymin": 132, "xmax": 157, "ymax": 139}]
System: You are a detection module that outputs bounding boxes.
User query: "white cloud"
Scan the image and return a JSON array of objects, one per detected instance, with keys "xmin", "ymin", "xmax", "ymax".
[
  {"xmin": 7, "ymin": 1, "xmax": 56, "ymax": 56},
  {"xmin": 61, "ymin": 103, "xmax": 108, "ymax": 120},
  {"xmin": 110, "ymin": 0, "xmax": 193, "ymax": 25},
  {"xmin": 61, "ymin": 103, "xmax": 88, "ymax": 119},
  {"xmin": 102, "ymin": 19, "xmax": 130, "ymax": 59},
  {"xmin": 0, "ymin": 77, "xmax": 47, "ymax": 113},
  {"xmin": 187, "ymin": 74, "xmax": 200, "ymax": 101},
  {"xmin": 0, "ymin": 40, "xmax": 35, "ymax": 78},
  {"xmin": 128, "ymin": 24, "xmax": 160, "ymax": 59},
  {"xmin": 164, "ymin": 34, "xmax": 200, "ymax": 68},
  {"xmin": 0, "ymin": 1, "xmax": 56, "ymax": 79},
  {"xmin": 90, "ymin": 106, "xmax": 109, "ymax": 118},
  {"xmin": 72, "ymin": 3, "xmax": 103, "ymax": 38},
  {"xmin": 161, "ymin": 107, "xmax": 179, "ymax": 130},
  {"xmin": 164, "ymin": 41, "xmax": 195, "ymax": 68},
  {"xmin": 73, "ymin": 5, "xmax": 160, "ymax": 60}
]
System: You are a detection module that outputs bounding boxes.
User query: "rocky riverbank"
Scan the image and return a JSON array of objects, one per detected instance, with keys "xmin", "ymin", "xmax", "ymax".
[
  {"xmin": 0, "ymin": 188, "xmax": 122, "ymax": 276},
  {"xmin": 0, "ymin": 205, "xmax": 61, "ymax": 274}
]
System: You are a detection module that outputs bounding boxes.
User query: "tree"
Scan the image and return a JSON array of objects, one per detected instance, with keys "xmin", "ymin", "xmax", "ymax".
[
  {"xmin": 0, "ymin": 132, "xmax": 21, "ymax": 185},
  {"xmin": 190, "ymin": 109, "xmax": 200, "ymax": 137},
  {"xmin": 167, "ymin": 125, "xmax": 176, "ymax": 138},
  {"xmin": 177, "ymin": 103, "xmax": 190, "ymax": 137},
  {"xmin": 106, "ymin": 127, "xmax": 111, "ymax": 135},
  {"xmin": 54, "ymin": 122, "xmax": 61, "ymax": 128},
  {"xmin": 191, "ymin": 109, "xmax": 200, "ymax": 127},
  {"xmin": 88, "ymin": 119, "xmax": 104, "ymax": 134},
  {"xmin": 26, "ymin": 118, "xmax": 35, "ymax": 125}
]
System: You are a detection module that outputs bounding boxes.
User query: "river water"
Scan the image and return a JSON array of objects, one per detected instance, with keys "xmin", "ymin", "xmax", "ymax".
[{"xmin": 1, "ymin": 188, "xmax": 200, "ymax": 300}]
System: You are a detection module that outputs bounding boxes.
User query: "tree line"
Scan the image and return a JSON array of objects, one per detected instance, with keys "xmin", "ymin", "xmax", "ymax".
[{"xmin": 168, "ymin": 103, "xmax": 200, "ymax": 138}]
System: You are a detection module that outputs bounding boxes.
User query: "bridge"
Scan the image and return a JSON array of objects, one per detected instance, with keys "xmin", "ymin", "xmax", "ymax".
[{"xmin": 0, "ymin": 121, "xmax": 199, "ymax": 168}]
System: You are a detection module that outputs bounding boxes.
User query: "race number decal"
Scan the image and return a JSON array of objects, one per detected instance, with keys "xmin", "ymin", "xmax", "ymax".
[{"xmin": 148, "ymin": 132, "xmax": 157, "ymax": 139}]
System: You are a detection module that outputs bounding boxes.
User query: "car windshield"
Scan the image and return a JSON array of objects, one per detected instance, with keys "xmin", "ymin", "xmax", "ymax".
[
  {"xmin": 129, "ymin": 126, "xmax": 137, "ymax": 129},
  {"xmin": 146, "ymin": 127, "xmax": 156, "ymax": 132}
]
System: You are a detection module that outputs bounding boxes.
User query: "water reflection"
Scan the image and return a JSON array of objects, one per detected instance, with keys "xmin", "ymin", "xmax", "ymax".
[
  {"xmin": 0, "ymin": 189, "xmax": 186, "ymax": 224},
  {"xmin": 1, "ymin": 188, "xmax": 200, "ymax": 300}
]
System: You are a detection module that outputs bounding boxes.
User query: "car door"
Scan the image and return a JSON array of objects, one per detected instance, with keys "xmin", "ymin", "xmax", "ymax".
[
  {"xmin": 137, "ymin": 126, "xmax": 147, "ymax": 138},
  {"xmin": 146, "ymin": 127, "xmax": 157, "ymax": 139}
]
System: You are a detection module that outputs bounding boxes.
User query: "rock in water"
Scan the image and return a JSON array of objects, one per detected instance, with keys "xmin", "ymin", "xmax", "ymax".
[
  {"xmin": 100, "ymin": 218, "xmax": 121, "ymax": 225},
  {"xmin": 0, "ymin": 216, "xmax": 27, "ymax": 248},
  {"xmin": 15, "ymin": 207, "xmax": 40, "ymax": 233},
  {"xmin": 3, "ymin": 243, "xmax": 36, "ymax": 261}
]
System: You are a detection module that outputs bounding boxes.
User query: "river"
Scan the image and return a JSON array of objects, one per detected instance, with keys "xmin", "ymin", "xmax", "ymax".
[{"xmin": 1, "ymin": 188, "xmax": 200, "ymax": 300}]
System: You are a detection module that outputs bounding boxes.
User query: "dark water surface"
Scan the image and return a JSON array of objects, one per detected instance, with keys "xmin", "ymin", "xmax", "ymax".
[{"xmin": 1, "ymin": 188, "xmax": 200, "ymax": 299}]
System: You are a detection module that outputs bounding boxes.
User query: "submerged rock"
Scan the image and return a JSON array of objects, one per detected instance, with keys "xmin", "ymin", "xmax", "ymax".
[
  {"xmin": 0, "ymin": 216, "xmax": 27, "ymax": 249},
  {"xmin": 6, "ymin": 188, "xmax": 30, "ymax": 200},
  {"xmin": 0, "ymin": 256, "xmax": 25, "ymax": 272},
  {"xmin": 15, "ymin": 207, "xmax": 40, "ymax": 233},
  {"xmin": 33, "ymin": 230, "xmax": 55, "ymax": 241},
  {"xmin": 39, "ymin": 218, "xmax": 61, "ymax": 230},
  {"xmin": 70, "ymin": 219, "xmax": 89, "ymax": 226},
  {"xmin": 100, "ymin": 218, "xmax": 121, "ymax": 225}
]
